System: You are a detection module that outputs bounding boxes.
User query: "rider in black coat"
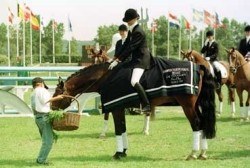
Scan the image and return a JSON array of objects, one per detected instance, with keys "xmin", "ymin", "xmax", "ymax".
[
  {"xmin": 201, "ymin": 30, "xmax": 221, "ymax": 88},
  {"xmin": 109, "ymin": 8, "xmax": 153, "ymax": 113},
  {"xmin": 238, "ymin": 25, "xmax": 250, "ymax": 59}
]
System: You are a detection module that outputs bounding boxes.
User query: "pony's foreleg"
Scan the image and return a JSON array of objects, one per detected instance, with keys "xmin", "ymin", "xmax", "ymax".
[
  {"xmin": 112, "ymin": 109, "xmax": 127, "ymax": 159},
  {"xmin": 231, "ymin": 101, "xmax": 236, "ymax": 118},
  {"xmin": 99, "ymin": 113, "xmax": 109, "ymax": 138},
  {"xmin": 143, "ymin": 114, "xmax": 150, "ymax": 135},
  {"xmin": 143, "ymin": 106, "xmax": 155, "ymax": 135}
]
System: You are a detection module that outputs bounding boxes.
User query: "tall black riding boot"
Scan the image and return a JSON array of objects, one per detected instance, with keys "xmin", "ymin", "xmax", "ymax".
[
  {"xmin": 134, "ymin": 83, "xmax": 151, "ymax": 113},
  {"xmin": 215, "ymin": 70, "xmax": 222, "ymax": 89}
]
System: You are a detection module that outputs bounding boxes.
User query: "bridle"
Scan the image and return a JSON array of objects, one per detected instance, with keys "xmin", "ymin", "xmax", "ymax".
[
  {"xmin": 228, "ymin": 50, "xmax": 247, "ymax": 74},
  {"xmin": 59, "ymin": 64, "xmax": 110, "ymax": 101},
  {"xmin": 183, "ymin": 50, "xmax": 195, "ymax": 62}
]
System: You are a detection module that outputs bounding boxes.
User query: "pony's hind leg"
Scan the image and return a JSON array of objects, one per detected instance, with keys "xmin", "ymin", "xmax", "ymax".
[
  {"xmin": 99, "ymin": 113, "xmax": 109, "ymax": 138},
  {"xmin": 176, "ymin": 96, "xmax": 202, "ymax": 160},
  {"xmin": 216, "ymin": 89, "xmax": 223, "ymax": 117},
  {"xmin": 112, "ymin": 108, "xmax": 128, "ymax": 159}
]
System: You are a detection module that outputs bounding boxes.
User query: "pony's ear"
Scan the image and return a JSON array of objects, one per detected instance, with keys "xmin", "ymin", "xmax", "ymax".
[
  {"xmin": 225, "ymin": 49, "xmax": 230, "ymax": 54},
  {"xmin": 91, "ymin": 49, "xmax": 96, "ymax": 55},
  {"xmin": 180, "ymin": 50, "xmax": 185, "ymax": 55},
  {"xmin": 99, "ymin": 49, "xmax": 103, "ymax": 55},
  {"xmin": 58, "ymin": 77, "xmax": 64, "ymax": 86}
]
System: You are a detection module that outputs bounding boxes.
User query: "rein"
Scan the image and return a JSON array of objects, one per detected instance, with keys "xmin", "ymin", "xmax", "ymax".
[
  {"xmin": 229, "ymin": 52, "xmax": 248, "ymax": 74},
  {"xmin": 65, "ymin": 65, "xmax": 110, "ymax": 100}
]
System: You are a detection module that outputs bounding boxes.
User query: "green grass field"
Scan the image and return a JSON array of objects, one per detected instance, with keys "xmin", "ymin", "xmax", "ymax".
[
  {"xmin": 1, "ymin": 84, "xmax": 250, "ymax": 167},
  {"xmin": 0, "ymin": 104, "xmax": 249, "ymax": 168}
]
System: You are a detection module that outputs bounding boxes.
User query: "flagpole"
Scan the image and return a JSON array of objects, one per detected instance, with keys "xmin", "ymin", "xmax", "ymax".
[
  {"xmin": 30, "ymin": 13, "xmax": 33, "ymax": 65},
  {"xmin": 39, "ymin": 16, "xmax": 42, "ymax": 64},
  {"xmin": 17, "ymin": 22, "xmax": 19, "ymax": 59},
  {"xmin": 214, "ymin": 27, "xmax": 216, "ymax": 40},
  {"xmin": 22, "ymin": 15, "xmax": 26, "ymax": 67},
  {"xmin": 52, "ymin": 20, "xmax": 55, "ymax": 64},
  {"xmin": 178, "ymin": 27, "xmax": 181, "ymax": 60},
  {"xmin": 7, "ymin": 23, "xmax": 11, "ymax": 67},
  {"xmin": 151, "ymin": 30, "xmax": 155, "ymax": 56},
  {"xmin": 68, "ymin": 40, "xmax": 71, "ymax": 63},
  {"xmin": 167, "ymin": 17, "xmax": 170, "ymax": 59},
  {"xmin": 189, "ymin": 29, "xmax": 192, "ymax": 50},
  {"xmin": 202, "ymin": 11, "xmax": 205, "ymax": 48}
]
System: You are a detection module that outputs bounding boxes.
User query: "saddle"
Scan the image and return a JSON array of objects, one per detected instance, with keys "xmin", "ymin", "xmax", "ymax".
[{"xmin": 210, "ymin": 61, "xmax": 228, "ymax": 79}]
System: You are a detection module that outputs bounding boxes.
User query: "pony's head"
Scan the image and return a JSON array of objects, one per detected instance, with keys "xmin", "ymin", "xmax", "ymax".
[
  {"xmin": 51, "ymin": 63, "xmax": 110, "ymax": 110},
  {"xmin": 91, "ymin": 48, "xmax": 110, "ymax": 64},
  {"xmin": 226, "ymin": 47, "xmax": 244, "ymax": 74},
  {"xmin": 51, "ymin": 77, "xmax": 72, "ymax": 110},
  {"xmin": 181, "ymin": 50, "xmax": 193, "ymax": 61}
]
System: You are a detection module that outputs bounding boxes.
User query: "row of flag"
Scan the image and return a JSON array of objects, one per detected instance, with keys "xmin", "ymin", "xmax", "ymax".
[
  {"xmin": 7, "ymin": 3, "xmax": 73, "ymax": 34},
  {"xmin": 151, "ymin": 9, "xmax": 224, "ymax": 32}
]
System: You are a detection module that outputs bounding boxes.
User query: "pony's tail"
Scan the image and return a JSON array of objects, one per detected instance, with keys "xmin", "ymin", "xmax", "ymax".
[{"xmin": 197, "ymin": 65, "xmax": 216, "ymax": 139}]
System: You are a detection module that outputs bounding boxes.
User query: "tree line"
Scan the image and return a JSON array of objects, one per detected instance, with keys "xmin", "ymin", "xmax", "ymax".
[{"xmin": 0, "ymin": 15, "xmax": 248, "ymax": 65}]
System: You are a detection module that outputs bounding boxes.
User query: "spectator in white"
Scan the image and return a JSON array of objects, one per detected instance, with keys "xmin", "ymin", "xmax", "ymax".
[
  {"xmin": 106, "ymin": 33, "xmax": 121, "ymax": 58},
  {"xmin": 201, "ymin": 30, "xmax": 221, "ymax": 88},
  {"xmin": 31, "ymin": 77, "xmax": 63, "ymax": 165}
]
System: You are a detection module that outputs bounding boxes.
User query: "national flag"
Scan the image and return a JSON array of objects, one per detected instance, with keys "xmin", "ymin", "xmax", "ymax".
[
  {"xmin": 181, "ymin": 15, "xmax": 191, "ymax": 30},
  {"xmin": 31, "ymin": 12, "xmax": 39, "ymax": 30},
  {"xmin": 8, "ymin": 7, "xmax": 14, "ymax": 24},
  {"xmin": 192, "ymin": 9, "xmax": 203, "ymax": 22},
  {"xmin": 68, "ymin": 17, "xmax": 72, "ymax": 32},
  {"xmin": 151, "ymin": 19, "xmax": 158, "ymax": 32},
  {"xmin": 204, "ymin": 10, "xmax": 215, "ymax": 27},
  {"xmin": 168, "ymin": 12, "xmax": 180, "ymax": 28},
  {"xmin": 17, "ymin": 3, "xmax": 30, "ymax": 21},
  {"xmin": 24, "ymin": 4, "xmax": 31, "ymax": 21},
  {"xmin": 213, "ymin": 12, "xmax": 221, "ymax": 28}
]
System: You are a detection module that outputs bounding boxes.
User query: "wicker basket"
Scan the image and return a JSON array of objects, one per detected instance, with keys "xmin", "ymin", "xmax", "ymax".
[{"xmin": 52, "ymin": 95, "xmax": 81, "ymax": 131}]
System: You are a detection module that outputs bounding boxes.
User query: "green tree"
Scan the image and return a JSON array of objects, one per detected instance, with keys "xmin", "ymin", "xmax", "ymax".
[
  {"xmin": 96, "ymin": 25, "xmax": 118, "ymax": 48},
  {"xmin": 0, "ymin": 23, "xmax": 7, "ymax": 55}
]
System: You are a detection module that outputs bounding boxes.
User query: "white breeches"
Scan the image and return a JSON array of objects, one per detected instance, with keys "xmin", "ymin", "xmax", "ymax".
[{"xmin": 131, "ymin": 68, "xmax": 144, "ymax": 87}]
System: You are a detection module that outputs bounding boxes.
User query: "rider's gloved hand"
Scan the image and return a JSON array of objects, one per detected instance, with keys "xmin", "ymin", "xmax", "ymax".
[
  {"xmin": 205, "ymin": 57, "xmax": 210, "ymax": 61},
  {"xmin": 108, "ymin": 60, "xmax": 119, "ymax": 70}
]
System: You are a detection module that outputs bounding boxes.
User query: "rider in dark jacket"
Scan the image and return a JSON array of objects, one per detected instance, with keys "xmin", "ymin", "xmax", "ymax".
[{"xmin": 201, "ymin": 30, "xmax": 221, "ymax": 88}]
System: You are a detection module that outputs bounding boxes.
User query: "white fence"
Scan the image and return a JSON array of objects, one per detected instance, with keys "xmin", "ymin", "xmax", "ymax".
[{"xmin": 0, "ymin": 66, "xmax": 101, "ymax": 116}]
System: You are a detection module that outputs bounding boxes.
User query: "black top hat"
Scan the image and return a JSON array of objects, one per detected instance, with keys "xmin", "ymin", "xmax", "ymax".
[
  {"xmin": 123, "ymin": 8, "xmax": 139, "ymax": 22},
  {"xmin": 32, "ymin": 77, "xmax": 48, "ymax": 89},
  {"xmin": 244, "ymin": 25, "xmax": 250, "ymax": 32},
  {"xmin": 118, "ymin": 24, "xmax": 128, "ymax": 31},
  {"xmin": 206, "ymin": 30, "xmax": 214, "ymax": 37}
]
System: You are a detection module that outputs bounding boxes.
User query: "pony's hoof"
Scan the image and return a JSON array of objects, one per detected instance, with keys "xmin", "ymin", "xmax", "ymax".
[
  {"xmin": 112, "ymin": 152, "xmax": 126, "ymax": 160},
  {"xmin": 216, "ymin": 113, "xmax": 221, "ymax": 117},
  {"xmin": 186, "ymin": 154, "xmax": 197, "ymax": 161},
  {"xmin": 99, "ymin": 134, "xmax": 106, "ymax": 139},
  {"xmin": 198, "ymin": 154, "xmax": 207, "ymax": 160},
  {"xmin": 143, "ymin": 131, "xmax": 149, "ymax": 135},
  {"xmin": 231, "ymin": 113, "xmax": 235, "ymax": 118}
]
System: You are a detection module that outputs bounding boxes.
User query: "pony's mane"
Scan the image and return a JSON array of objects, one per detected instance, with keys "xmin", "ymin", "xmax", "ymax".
[{"xmin": 65, "ymin": 62, "xmax": 109, "ymax": 82}]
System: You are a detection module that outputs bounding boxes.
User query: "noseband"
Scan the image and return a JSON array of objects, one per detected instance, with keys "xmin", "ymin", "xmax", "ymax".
[{"xmin": 229, "ymin": 51, "xmax": 247, "ymax": 74}]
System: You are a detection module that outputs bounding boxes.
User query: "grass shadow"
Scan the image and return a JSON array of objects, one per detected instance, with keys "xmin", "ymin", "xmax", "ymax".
[{"xmin": 210, "ymin": 149, "xmax": 250, "ymax": 160}]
